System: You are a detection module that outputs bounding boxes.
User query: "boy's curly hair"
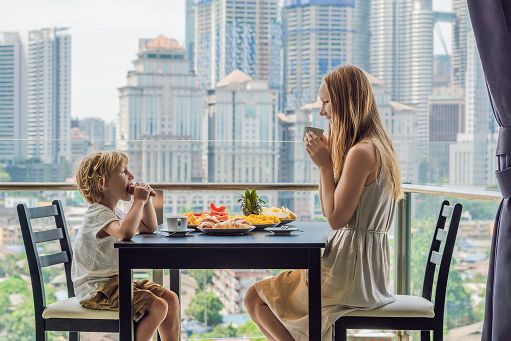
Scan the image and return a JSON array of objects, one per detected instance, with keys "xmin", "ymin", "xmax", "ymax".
[{"xmin": 75, "ymin": 151, "xmax": 128, "ymax": 204}]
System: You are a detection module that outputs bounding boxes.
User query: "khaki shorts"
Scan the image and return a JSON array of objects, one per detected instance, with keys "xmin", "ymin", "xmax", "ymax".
[{"xmin": 80, "ymin": 275, "xmax": 167, "ymax": 322}]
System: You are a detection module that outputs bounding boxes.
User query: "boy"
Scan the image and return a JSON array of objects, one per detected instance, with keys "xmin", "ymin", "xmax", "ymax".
[{"xmin": 72, "ymin": 151, "xmax": 179, "ymax": 341}]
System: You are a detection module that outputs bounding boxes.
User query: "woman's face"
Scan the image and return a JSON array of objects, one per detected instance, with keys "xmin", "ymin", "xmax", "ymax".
[{"xmin": 319, "ymin": 82, "xmax": 332, "ymax": 121}]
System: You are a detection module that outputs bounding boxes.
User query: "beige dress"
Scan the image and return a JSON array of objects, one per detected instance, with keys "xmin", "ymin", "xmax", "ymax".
[{"xmin": 254, "ymin": 171, "xmax": 396, "ymax": 341}]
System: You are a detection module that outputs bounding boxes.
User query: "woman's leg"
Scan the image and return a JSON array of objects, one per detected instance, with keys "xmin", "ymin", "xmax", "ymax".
[
  {"xmin": 135, "ymin": 297, "xmax": 168, "ymax": 341},
  {"xmin": 157, "ymin": 289, "xmax": 181, "ymax": 341},
  {"xmin": 244, "ymin": 286, "xmax": 295, "ymax": 341}
]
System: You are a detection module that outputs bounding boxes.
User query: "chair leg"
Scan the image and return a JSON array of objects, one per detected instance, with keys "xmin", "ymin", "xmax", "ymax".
[
  {"xmin": 69, "ymin": 331, "xmax": 79, "ymax": 341},
  {"xmin": 334, "ymin": 321, "xmax": 347, "ymax": 341},
  {"xmin": 420, "ymin": 330, "xmax": 430, "ymax": 341},
  {"xmin": 36, "ymin": 327, "xmax": 47, "ymax": 341},
  {"xmin": 433, "ymin": 328, "xmax": 443, "ymax": 341}
]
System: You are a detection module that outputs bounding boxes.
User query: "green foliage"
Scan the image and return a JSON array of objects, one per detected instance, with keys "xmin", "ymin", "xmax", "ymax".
[
  {"xmin": 0, "ymin": 164, "xmax": 10, "ymax": 181},
  {"xmin": 189, "ymin": 269, "xmax": 215, "ymax": 290},
  {"xmin": 186, "ymin": 291, "xmax": 223, "ymax": 326},
  {"xmin": 190, "ymin": 320, "xmax": 264, "ymax": 340}
]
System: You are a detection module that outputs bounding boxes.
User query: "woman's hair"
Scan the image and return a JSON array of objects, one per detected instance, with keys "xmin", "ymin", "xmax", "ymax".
[
  {"xmin": 324, "ymin": 64, "xmax": 403, "ymax": 200},
  {"xmin": 75, "ymin": 151, "xmax": 128, "ymax": 204}
]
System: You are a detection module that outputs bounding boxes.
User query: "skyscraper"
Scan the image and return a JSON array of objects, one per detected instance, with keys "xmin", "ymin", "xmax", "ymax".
[
  {"xmin": 185, "ymin": 0, "xmax": 196, "ymax": 72},
  {"xmin": 369, "ymin": 0, "xmax": 433, "ymax": 162},
  {"xmin": 452, "ymin": 0, "xmax": 468, "ymax": 87},
  {"xmin": 26, "ymin": 27, "xmax": 71, "ymax": 163},
  {"xmin": 194, "ymin": 0, "xmax": 280, "ymax": 88},
  {"xmin": 283, "ymin": 0, "xmax": 354, "ymax": 110},
  {"xmin": 207, "ymin": 70, "xmax": 279, "ymax": 183},
  {"xmin": 0, "ymin": 32, "xmax": 25, "ymax": 163},
  {"xmin": 118, "ymin": 35, "xmax": 206, "ymax": 182}
]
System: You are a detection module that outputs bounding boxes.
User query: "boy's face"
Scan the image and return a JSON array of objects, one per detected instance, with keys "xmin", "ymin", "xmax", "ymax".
[{"xmin": 104, "ymin": 162, "xmax": 134, "ymax": 202}]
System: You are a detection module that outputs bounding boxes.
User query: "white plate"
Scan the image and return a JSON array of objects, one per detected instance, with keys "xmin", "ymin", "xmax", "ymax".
[
  {"xmin": 197, "ymin": 226, "xmax": 255, "ymax": 235},
  {"xmin": 252, "ymin": 223, "xmax": 280, "ymax": 230},
  {"xmin": 265, "ymin": 227, "xmax": 299, "ymax": 235}
]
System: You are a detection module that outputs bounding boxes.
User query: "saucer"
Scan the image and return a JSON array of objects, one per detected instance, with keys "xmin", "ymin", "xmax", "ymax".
[
  {"xmin": 265, "ymin": 227, "xmax": 299, "ymax": 236},
  {"xmin": 159, "ymin": 228, "xmax": 194, "ymax": 237}
]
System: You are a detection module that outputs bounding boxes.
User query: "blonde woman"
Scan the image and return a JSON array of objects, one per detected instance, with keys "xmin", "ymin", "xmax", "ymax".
[{"xmin": 244, "ymin": 65, "xmax": 403, "ymax": 341}]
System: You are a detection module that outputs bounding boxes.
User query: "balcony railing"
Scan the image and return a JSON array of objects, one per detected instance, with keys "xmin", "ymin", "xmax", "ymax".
[{"xmin": 0, "ymin": 182, "xmax": 500, "ymax": 340}]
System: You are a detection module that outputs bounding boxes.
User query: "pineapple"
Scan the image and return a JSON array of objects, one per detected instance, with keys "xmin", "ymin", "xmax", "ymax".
[{"xmin": 237, "ymin": 188, "xmax": 267, "ymax": 216}]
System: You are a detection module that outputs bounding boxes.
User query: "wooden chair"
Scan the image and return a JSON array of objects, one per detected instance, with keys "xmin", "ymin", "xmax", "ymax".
[
  {"xmin": 17, "ymin": 200, "xmax": 118, "ymax": 341},
  {"xmin": 334, "ymin": 200, "xmax": 463, "ymax": 341}
]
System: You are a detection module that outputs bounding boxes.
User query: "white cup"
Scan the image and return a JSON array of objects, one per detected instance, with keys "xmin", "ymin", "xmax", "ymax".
[{"xmin": 166, "ymin": 216, "xmax": 188, "ymax": 231}]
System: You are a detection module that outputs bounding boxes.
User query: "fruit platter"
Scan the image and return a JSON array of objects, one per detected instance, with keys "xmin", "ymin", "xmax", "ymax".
[{"xmin": 182, "ymin": 189, "xmax": 297, "ymax": 235}]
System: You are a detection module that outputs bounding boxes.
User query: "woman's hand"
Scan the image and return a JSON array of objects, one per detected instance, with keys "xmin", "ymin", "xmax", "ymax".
[{"xmin": 304, "ymin": 132, "xmax": 331, "ymax": 169}]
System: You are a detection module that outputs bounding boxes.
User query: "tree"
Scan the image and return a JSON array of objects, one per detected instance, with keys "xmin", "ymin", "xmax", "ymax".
[
  {"xmin": 189, "ymin": 269, "xmax": 215, "ymax": 290},
  {"xmin": 186, "ymin": 291, "xmax": 223, "ymax": 327},
  {"xmin": 236, "ymin": 320, "xmax": 265, "ymax": 339},
  {"xmin": 0, "ymin": 164, "xmax": 10, "ymax": 181}
]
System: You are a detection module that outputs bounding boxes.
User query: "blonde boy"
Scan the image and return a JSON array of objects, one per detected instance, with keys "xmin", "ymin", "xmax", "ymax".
[{"xmin": 72, "ymin": 151, "xmax": 180, "ymax": 341}]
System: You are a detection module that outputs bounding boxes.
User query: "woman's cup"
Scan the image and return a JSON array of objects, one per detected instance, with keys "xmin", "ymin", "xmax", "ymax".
[
  {"xmin": 303, "ymin": 126, "xmax": 324, "ymax": 139},
  {"xmin": 166, "ymin": 216, "xmax": 188, "ymax": 231}
]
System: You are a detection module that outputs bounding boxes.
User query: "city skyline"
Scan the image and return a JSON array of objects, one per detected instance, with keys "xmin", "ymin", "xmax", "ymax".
[{"xmin": 0, "ymin": 0, "xmax": 451, "ymax": 122}]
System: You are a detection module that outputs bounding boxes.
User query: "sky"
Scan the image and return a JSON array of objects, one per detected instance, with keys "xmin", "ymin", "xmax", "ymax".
[{"xmin": 1, "ymin": 0, "xmax": 452, "ymax": 122}]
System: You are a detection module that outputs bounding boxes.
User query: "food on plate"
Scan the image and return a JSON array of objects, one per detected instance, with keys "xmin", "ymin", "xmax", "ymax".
[
  {"xmin": 241, "ymin": 214, "xmax": 280, "ymax": 225},
  {"xmin": 198, "ymin": 217, "xmax": 253, "ymax": 229},
  {"xmin": 261, "ymin": 207, "xmax": 297, "ymax": 220},
  {"xmin": 184, "ymin": 202, "xmax": 229, "ymax": 224}
]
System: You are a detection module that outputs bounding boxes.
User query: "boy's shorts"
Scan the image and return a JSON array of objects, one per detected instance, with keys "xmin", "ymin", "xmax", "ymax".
[{"xmin": 80, "ymin": 275, "xmax": 167, "ymax": 322}]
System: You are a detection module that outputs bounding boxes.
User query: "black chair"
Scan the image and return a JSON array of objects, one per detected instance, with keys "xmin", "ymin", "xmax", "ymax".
[
  {"xmin": 334, "ymin": 200, "xmax": 463, "ymax": 341},
  {"xmin": 18, "ymin": 200, "xmax": 118, "ymax": 341}
]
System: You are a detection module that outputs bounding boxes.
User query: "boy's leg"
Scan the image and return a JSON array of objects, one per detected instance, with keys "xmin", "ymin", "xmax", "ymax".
[
  {"xmin": 156, "ymin": 289, "xmax": 180, "ymax": 341},
  {"xmin": 135, "ymin": 297, "xmax": 168, "ymax": 341}
]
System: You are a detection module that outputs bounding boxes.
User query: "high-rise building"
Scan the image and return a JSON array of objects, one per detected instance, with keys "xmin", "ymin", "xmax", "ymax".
[
  {"xmin": 77, "ymin": 117, "xmax": 115, "ymax": 151},
  {"xmin": 283, "ymin": 0, "xmax": 354, "ymax": 110},
  {"xmin": 369, "ymin": 0, "xmax": 433, "ymax": 159},
  {"xmin": 352, "ymin": 0, "xmax": 370, "ymax": 70},
  {"xmin": 428, "ymin": 86, "xmax": 464, "ymax": 182},
  {"xmin": 449, "ymin": 21, "xmax": 490, "ymax": 187},
  {"xmin": 185, "ymin": 0, "xmax": 195, "ymax": 72},
  {"xmin": 207, "ymin": 70, "xmax": 279, "ymax": 183},
  {"xmin": 194, "ymin": 0, "xmax": 280, "ymax": 88},
  {"xmin": 26, "ymin": 27, "xmax": 71, "ymax": 163},
  {"xmin": 118, "ymin": 35, "xmax": 206, "ymax": 182},
  {"xmin": 433, "ymin": 54, "xmax": 452, "ymax": 88},
  {"xmin": 452, "ymin": 0, "xmax": 468, "ymax": 87},
  {"xmin": 0, "ymin": 32, "xmax": 25, "ymax": 163}
]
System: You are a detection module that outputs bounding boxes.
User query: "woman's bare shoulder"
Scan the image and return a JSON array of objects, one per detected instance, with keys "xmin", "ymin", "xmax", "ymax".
[{"xmin": 346, "ymin": 142, "xmax": 379, "ymax": 178}]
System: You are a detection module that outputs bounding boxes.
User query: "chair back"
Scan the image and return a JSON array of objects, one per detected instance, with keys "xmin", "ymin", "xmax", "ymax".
[
  {"xmin": 17, "ymin": 200, "xmax": 75, "ymax": 319},
  {"xmin": 421, "ymin": 200, "xmax": 462, "ymax": 321}
]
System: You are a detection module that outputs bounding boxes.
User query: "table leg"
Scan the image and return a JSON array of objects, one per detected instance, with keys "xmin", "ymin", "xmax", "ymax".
[
  {"xmin": 308, "ymin": 248, "xmax": 321, "ymax": 340},
  {"xmin": 119, "ymin": 251, "xmax": 134, "ymax": 340}
]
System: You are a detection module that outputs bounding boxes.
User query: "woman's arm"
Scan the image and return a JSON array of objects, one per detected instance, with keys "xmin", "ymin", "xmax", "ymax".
[
  {"xmin": 319, "ymin": 175, "xmax": 326, "ymax": 216},
  {"xmin": 320, "ymin": 144, "xmax": 375, "ymax": 229}
]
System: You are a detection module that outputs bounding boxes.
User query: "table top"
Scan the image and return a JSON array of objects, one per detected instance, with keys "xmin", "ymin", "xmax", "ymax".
[{"xmin": 114, "ymin": 222, "xmax": 330, "ymax": 249}]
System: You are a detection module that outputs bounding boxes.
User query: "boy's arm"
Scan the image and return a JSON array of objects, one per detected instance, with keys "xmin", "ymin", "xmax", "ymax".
[
  {"xmin": 138, "ymin": 198, "xmax": 158, "ymax": 233},
  {"xmin": 102, "ymin": 200, "xmax": 146, "ymax": 240}
]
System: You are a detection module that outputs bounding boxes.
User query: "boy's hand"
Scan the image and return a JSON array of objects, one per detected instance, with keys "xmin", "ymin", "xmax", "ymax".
[{"xmin": 133, "ymin": 183, "xmax": 151, "ymax": 203}]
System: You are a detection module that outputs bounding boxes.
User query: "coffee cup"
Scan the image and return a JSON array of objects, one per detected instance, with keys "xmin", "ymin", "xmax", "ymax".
[
  {"xmin": 303, "ymin": 126, "xmax": 324, "ymax": 140},
  {"xmin": 166, "ymin": 216, "xmax": 188, "ymax": 231}
]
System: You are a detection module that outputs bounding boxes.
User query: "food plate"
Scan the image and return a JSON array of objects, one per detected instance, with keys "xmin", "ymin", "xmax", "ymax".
[
  {"xmin": 188, "ymin": 224, "xmax": 199, "ymax": 230},
  {"xmin": 197, "ymin": 226, "xmax": 255, "ymax": 235},
  {"xmin": 277, "ymin": 219, "xmax": 296, "ymax": 226},
  {"xmin": 265, "ymin": 227, "xmax": 300, "ymax": 236},
  {"xmin": 252, "ymin": 222, "xmax": 280, "ymax": 230},
  {"xmin": 159, "ymin": 228, "xmax": 195, "ymax": 237}
]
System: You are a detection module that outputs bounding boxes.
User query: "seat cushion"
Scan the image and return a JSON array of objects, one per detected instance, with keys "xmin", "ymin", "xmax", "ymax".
[
  {"xmin": 345, "ymin": 295, "xmax": 435, "ymax": 318},
  {"xmin": 42, "ymin": 297, "xmax": 118, "ymax": 320}
]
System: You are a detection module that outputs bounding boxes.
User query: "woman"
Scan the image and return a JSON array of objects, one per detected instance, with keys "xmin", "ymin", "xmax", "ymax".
[{"xmin": 244, "ymin": 65, "xmax": 404, "ymax": 341}]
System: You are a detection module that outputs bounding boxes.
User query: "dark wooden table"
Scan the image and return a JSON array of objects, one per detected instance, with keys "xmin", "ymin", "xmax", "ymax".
[{"xmin": 115, "ymin": 222, "xmax": 330, "ymax": 340}]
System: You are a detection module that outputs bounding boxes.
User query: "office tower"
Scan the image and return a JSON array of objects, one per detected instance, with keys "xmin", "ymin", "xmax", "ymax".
[
  {"xmin": 352, "ymin": 0, "xmax": 370, "ymax": 70},
  {"xmin": 77, "ymin": 117, "xmax": 112, "ymax": 150},
  {"xmin": 452, "ymin": 0, "xmax": 468, "ymax": 87},
  {"xmin": 0, "ymin": 32, "xmax": 25, "ymax": 163},
  {"xmin": 428, "ymin": 86, "xmax": 464, "ymax": 182},
  {"xmin": 194, "ymin": 0, "xmax": 280, "ymax": 88},
  {"xmin": 207, "ymin": 70, "xmax": 279, "ymax": 183},
  {"xmin": 185, "ymin": 0, "xmax": 195, "ymax": 72},
  {"xmin": 27, "ymin": 27, "xmax": 71, "ymax": 163},
  {"xmin": 283, "ymin": 0, "xmax": 354, "ymax": 110},
  {"xmin": 118, "ymin": 35, "xmax": 206, "ymax": 182},
  {"xmin": 433, "ymin": 54, "xmax": 452, "ymax": 88}
]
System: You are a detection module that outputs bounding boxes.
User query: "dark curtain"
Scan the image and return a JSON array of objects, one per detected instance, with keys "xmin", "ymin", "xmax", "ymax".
[{"xmin": 466, "ymin": 1, "xmax": 511, "ymax": 340}]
